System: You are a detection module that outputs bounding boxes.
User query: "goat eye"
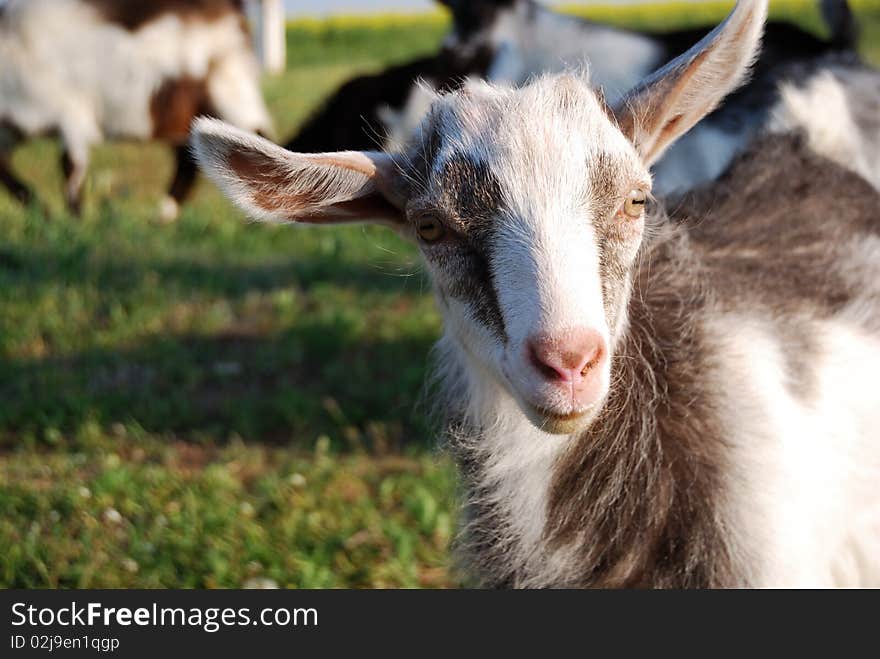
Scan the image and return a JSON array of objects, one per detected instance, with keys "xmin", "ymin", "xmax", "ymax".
[
  {"xmin": 415, "ymin": 216, "xmax": 447, "ymax": 243},
  {"xmin": 622, "ymin": 189, "xmax": 647, "ymax": 219}
]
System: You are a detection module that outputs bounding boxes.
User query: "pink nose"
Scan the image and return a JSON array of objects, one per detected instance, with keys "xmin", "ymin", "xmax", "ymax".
[{"xmin": 527, "ymin": 329, "xmax": 606, "ymax": 385}]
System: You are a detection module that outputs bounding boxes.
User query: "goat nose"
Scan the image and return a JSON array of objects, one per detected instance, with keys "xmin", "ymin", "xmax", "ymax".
[{"xmin": 527, "ymin": 329, "xmax": 606, "ymax": 384}]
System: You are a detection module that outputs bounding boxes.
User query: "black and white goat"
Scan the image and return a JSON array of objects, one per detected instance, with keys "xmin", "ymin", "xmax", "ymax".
[
  {"xmin": 386, "ymin": 0, "xmax": 864, "ymax": 194},
  {"xmin": 0, "ymin": 0, "xmax": 272, "ymax": 220},
  {"xmin": 193, "ymin": 0, "xmax": 880, "ymax": 587},
  {"xmin": 285, "ymin": 47, "xmax": 493, "ymax": 154},
  {"xmin": 441, "ymin": 0, "xmax": 856, "ymax": 94},
  {"xmin": 288, "ymin": 0, "xmax": 858, "ymax": 164}
]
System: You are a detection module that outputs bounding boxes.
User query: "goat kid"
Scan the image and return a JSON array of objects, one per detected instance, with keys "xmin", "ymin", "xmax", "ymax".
[
  {"xmin": 193, "ymin": 0, "xmax": 880, "ymax": 587},
  {"xmin": 0, "ymin": 0, "xmax": 272, "ymax": 220}
]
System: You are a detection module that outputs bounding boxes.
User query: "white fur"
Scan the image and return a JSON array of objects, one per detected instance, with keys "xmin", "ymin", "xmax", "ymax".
[
  {"xmin": 708, "ymin": 315, "xmax": 880, "ymax": 587},
  {"xmin": 449, "ymin": 345, "xmax": 573, "ymax": 581},
  {"xmin": 0, "ymin": 0, "xmax": 272, "ymax": 213},
  {"xmin": 0, "ymin": 0, "xmax": 271, "ymax": 140},
  {"xmin": 769, "ymin": 69, "xmax": 880, "ymax": 191},
  {"xmin": 486, "ymin": 3, "xmax": 663, "ymax": 106}
]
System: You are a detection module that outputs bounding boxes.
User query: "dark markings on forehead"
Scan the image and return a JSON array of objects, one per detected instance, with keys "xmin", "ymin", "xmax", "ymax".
[
  {"xmin": 404, "ymin": 137, "xmax": 509, "ymax": 341},
  {"xmin": 438, "ymin": 154, "xmax": 506, "ymax": 341},
  {"xmin": 399, "ymin": 118, "xmax": 444, "ymax": 199},
  {"xmin": 589, "ymin": 151, "xmax": 629, "ymax": 217},
  {"xmin": 436, "ymin": 154, "xmax": 504, "ymax": 232}
]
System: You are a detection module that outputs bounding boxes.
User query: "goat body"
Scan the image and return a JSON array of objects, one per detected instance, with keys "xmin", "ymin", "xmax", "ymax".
[
  {"xmin": 767, "ymin": 59, "xmax": 880, "ymax": 191},
  {"xmin": 0, "ymin": 0, "xmax": 271, "ymax": 218}
]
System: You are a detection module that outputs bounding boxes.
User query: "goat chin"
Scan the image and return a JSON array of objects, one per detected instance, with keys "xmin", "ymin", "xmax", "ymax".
[
  {"xmin": 508, "ymin": 392, "xmax": 604, "ymax": 436},
  {"xmin": 522, "ymin": 408, "xmax": 595, "ymax": 436}
]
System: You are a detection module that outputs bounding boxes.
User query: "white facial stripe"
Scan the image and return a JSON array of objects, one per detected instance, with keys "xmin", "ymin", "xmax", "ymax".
[
  {"xmin": 493, "ymin": 211, "xmax": 608, "ymax": 344},
  {"xmin": 483, "ymin": 80, "xmax": 640, "ymax": 343}
]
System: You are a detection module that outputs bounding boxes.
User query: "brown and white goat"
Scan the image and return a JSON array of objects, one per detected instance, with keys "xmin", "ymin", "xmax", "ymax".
[
  {"xmin": 0, "ymin": 0, "xmax": 272, "ymax": 220},
  {"xmin": 193, "ymin": 0, "xmax": 880, "ymax": 587}
]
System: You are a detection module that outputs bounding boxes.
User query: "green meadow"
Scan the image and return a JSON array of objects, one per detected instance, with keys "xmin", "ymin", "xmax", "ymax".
[{"xmin": 2, "ymin": 1, "xmax": 879, "ymax": 588}]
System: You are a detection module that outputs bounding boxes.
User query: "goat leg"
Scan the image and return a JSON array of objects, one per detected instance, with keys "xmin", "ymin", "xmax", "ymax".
[{"xmin": 158, "ymin": 144, "xmax": 199, "ymax": 223}]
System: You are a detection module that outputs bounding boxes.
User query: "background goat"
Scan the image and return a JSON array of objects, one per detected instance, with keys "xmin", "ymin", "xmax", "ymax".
[
  {"xmin": 288, "ymin": 0, "xmax": 858, "ymax": 160},
  {"xmin": 194, "ymin": 0, "xmax": 880, "ymax": 587},
  {"xmin": 0, "ymin": 0, "xmax": 272, "ymax": 220},
  {"xmin": 286, "ymin": 47, "xmax": 493, "ymax": 154},
  {"xmin": 286, "ymin": 1, "xmax": 871, "ymax": 195},
  {"xmin": 441, "ymin": 0, "xmax": 856, "ymax": 93},
  {"xmin": 385, "ymin": 0, "xmax": 864, "ymax": 194}
]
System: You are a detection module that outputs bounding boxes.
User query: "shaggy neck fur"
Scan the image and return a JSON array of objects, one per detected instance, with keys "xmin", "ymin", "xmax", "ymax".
[{"xmin": 439, "ymin": 219, "xmax": 742, "ymax": 588}]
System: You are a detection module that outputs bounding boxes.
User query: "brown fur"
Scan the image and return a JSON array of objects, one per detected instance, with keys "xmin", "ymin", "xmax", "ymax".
[
  {"xmin": 226, "ymin": 149, "xmax": 401, "ymax": 223},
  {"xmin": 82, "ymin": 0, "xmax": 244, "ymax": 31},
  {"xmin": 227, "ymin": 149, "xmax": 323, "ymax": 214},
  {"xmin": 150, "ymin": 77, "xmax": 213, "ymax": 142},
  {"xmin": 681, "ymin": 133, "xmax": 879, "ymax": 317}
]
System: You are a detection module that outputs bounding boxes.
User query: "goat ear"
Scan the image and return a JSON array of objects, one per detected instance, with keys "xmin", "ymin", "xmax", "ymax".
[
  {"xmin": 191, "ymin": 118, "xmax": 405, "ymax": 226},
  {"xmin": 614, "ymin": 0, "xmax": 767, "ymax": 166}
]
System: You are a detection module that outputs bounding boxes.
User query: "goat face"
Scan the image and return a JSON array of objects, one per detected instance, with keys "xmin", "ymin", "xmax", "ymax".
[
  {"xmin": 193, "ymin": 0, "xmax": 768, "ymax": 435},
  {"xmin": 397, "ymin": 76, "xmax": 648, "ymax": 433}
]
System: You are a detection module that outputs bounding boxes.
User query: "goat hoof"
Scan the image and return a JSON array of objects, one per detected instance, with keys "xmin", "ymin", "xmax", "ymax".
[{"xmin": 157, "ymin": 196, "xmax": 180, "ymax": 224}]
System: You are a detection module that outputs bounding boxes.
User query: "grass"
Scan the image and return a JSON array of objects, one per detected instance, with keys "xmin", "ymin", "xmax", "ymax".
[
  {"xmin": 1, "ymin": 434, "xmax": 456, "ymax": 588},
  {"xmin": 2, "ymin": 1, "xmax": 879, "ymax": 588}
]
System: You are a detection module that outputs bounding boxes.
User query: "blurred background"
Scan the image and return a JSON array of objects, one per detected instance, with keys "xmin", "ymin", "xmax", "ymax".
[
  {"xmin": 1, "ymin": 0, "xmax": 879, "ymax": 588},
  {"xmin": 289, "ymin": 0, "xmax": 435, "ymax": 12}
]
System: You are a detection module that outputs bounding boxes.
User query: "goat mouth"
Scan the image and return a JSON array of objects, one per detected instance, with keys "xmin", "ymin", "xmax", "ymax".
[
  {"xmin": 499, "ymin": 362, "xmax": 600, "ymax": 433},
  {"xmin": 522, "ymin": 403, "xmax": 596, "ymax": 435},
  {"xmin": 532, "ymin": 406, "xmax": 587, "ymax": 423}
]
